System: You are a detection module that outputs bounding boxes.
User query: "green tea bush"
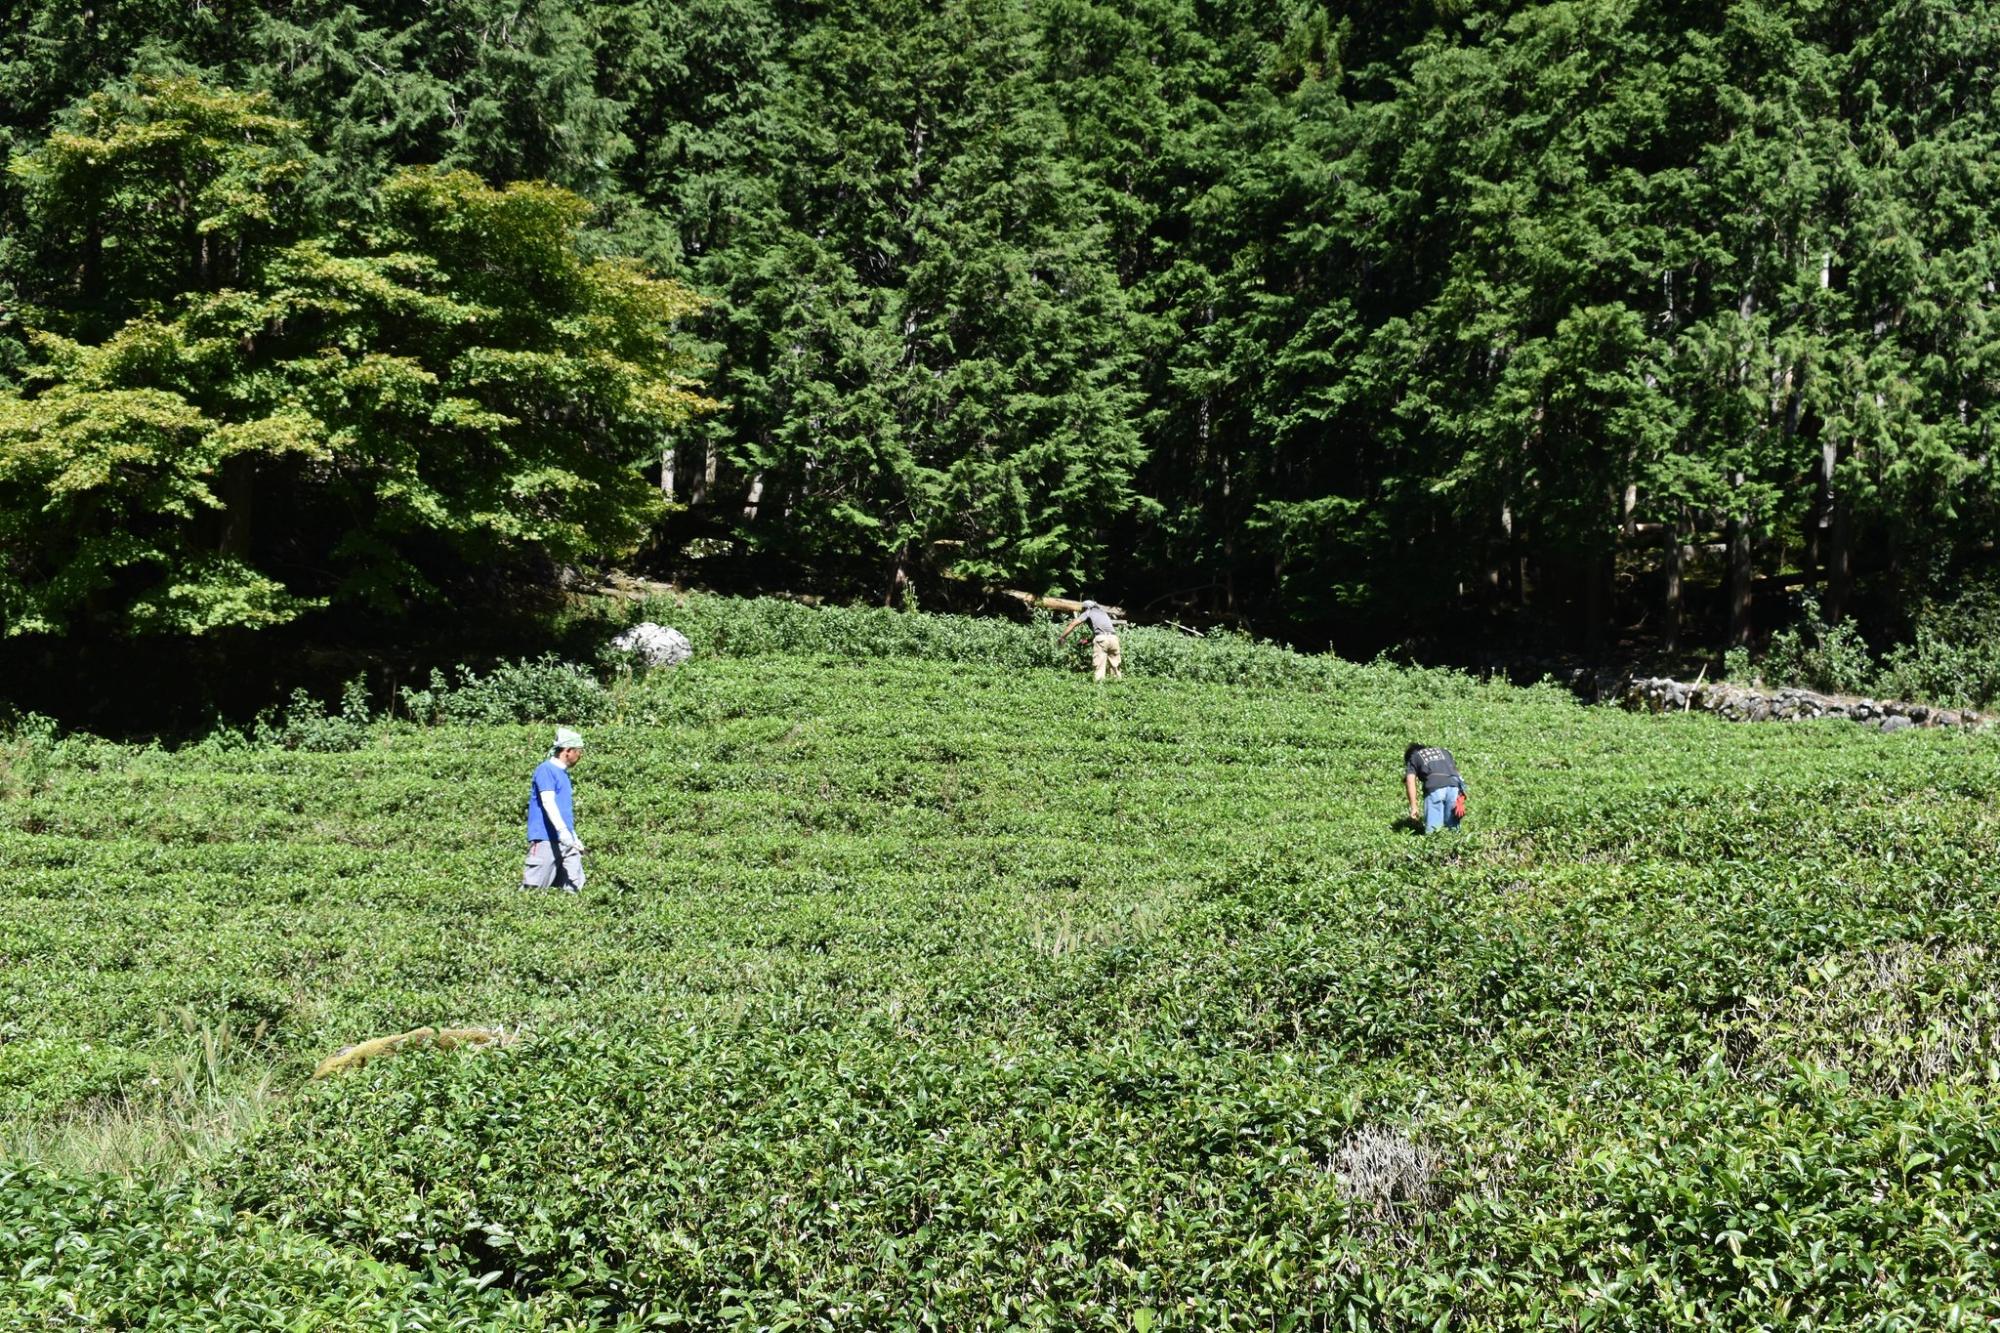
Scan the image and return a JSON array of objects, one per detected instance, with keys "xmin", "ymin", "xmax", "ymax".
[
  {"xmin": 1425, "ymin": 1067, "xmax": 2000, "ymax": 1326},
  {"xmin": 1877, "ymin": 584, "xmax": 2000, "ymax": 709},
  {"xmin": 651, "ymin": 592, "xmax": 1364, "ymax": 691},
  {"xmin": 0, "ymin": 1039, "xmax": 150, "ymax": 1120},
  {"xmin": 6, "ymin": 624, "xmax": 2000, "ymax": 1327},
  {"xmin": 1745, "ymin": 942, "xmax": 2000, "ymax": 1094},
  {"xmin": 231, "ymin": 1030, "xmax": 1397, "ymax": 1326},
  {"xmin": 251, "ymin": 678, "xmax": 374, "ymax": 752},
  {"xmin": 398, "ymin": 655, "xmax": 611, "ymax": 726},
  {"xmin": 0, "ymin": 1166, "xmax": 555, "ymax": 1329},
  {"xmin": 1759, "ymin": 594, "xmax": 1876, "ymax": 695},
  {"xmin": 0, "ymin": 710, "xmax": 59, "ymax": 802},
  {"xmin": 659, "ymin": 593, "xmax": 1078, "ymax": 668}
]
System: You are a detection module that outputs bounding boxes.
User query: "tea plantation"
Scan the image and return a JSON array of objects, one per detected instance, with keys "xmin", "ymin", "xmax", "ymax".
[{"xmin": 4, "ymin": 603, "xmax": 1999, "ymax": 1330}]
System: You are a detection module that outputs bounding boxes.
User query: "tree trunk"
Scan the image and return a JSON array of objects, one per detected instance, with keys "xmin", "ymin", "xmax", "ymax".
[
  {"xmin": 1583, "ymin": 550, "xmax": 1611, "ymax": 653},
  {"xmin": 83, "ymin": 221, "xmax": 104, "ymax": 308},
  {"xmin": 219, "ymin": 459, "xmax": 255, "ymax": 560},
  {"xmin": 1498, "ymin": 501, "xmax": 1528, "ymax": 607},
  {"xmin": 691, "ymin": 441, "xmax": 716, "ymax": 505},
  {"xmin": 1821, "ymin": 437, "xmax": 1851, "ymax": 623},
  {"xmin": 661, "ymin": 443, "xmax": 676, "ymax": 502},
  {"xmin": 1219, "ymin": 436, "xmax": 1235, "ymax": 613},
  {"xmin": 1727, "ymin": 480, "xmax": 1754, "ymax": 647},
  {"xmin": 1807, "ymin": 439, "xmax": 1827, "ymax": 575},
  {"xmin": 788, "ymin": 453, "xmax": 813, "ymax": 520},
  {"xmin": 742, "ymin": 472, "xmax": 765, "ymax": 521},
  {"xmin": 885, "ymin": 547, "xmax": 911, "ymax": 608},
  {"xmin": 1663, "ymin": 506, "xmax": 1685, "ymax": 653}
]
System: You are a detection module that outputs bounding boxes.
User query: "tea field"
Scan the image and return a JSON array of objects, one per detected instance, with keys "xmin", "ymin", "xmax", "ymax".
[{"xmin": 4, "ymin": 607, "xmax": 2000, "ymax": 1330}]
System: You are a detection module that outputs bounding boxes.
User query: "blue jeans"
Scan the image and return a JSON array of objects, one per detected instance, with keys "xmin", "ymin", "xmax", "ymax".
[{"xmin": 1423, "ymin": 785, "xmax": 1462, "ymax": 833}]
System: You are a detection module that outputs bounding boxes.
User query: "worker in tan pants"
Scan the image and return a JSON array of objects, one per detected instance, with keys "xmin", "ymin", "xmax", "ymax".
[{"xmin": 1057, "ymin": 599, "xmax": 1124, "ymax": 681}]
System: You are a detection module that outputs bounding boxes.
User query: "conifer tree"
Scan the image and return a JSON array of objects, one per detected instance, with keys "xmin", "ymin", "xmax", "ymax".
[{"xmin": 686, "ymin": 0, "xmax": 1144, "ymax": 598}]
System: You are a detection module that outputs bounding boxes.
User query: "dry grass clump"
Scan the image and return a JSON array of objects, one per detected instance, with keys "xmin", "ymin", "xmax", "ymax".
[
  {"xmin": 3, "ymin": 1014, "xmax": 277, "ymax": 1177},
  {"xmin": 1331, "ymin": 1124, "xmax": 1442, "ymax": 1241},
  {"xmin": 1749, "ymin": 943, "xmax": 2000, "ymax": 1094}
]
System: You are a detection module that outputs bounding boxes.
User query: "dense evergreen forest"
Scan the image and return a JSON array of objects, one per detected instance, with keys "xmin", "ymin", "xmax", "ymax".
[{"xmin": 3, "ymin": 0, "xmax": 1998, "ymax": 661}]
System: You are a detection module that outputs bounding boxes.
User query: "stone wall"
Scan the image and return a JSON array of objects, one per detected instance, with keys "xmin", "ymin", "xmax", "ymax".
[{"xmin": 1621, "ymin": 677, "xmax": 1985, "ymax": 730}]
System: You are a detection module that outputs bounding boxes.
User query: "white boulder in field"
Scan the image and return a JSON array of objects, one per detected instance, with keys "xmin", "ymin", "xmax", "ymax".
[{"xmin": 610, "ymin": 622, "xmax": 693, "ymax": 668}]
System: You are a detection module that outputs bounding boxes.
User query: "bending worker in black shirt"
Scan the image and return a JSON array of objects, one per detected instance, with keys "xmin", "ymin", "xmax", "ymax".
[{"xmin": 1404, "ymin": 743, "xmax": 1466, "ymax": 833}]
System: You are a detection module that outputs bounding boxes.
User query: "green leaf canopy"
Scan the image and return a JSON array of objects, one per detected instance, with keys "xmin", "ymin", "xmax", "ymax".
[{"xmin": 0, "ymin": 77, "xmax": 712, "ymax": 636}]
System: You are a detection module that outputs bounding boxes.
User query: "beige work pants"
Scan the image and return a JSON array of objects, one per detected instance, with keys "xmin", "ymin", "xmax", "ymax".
[{"xmin": 1092, "ymin": 632, "xmax": 1123, "ymax": 681}]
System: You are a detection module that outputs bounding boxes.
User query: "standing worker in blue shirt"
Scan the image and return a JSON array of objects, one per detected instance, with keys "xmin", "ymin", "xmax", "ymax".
[
  {"xmin": 1404, "ymin": 743, "xmax": 1466, "ymax": 833},
  {"xmin": 522, "ymin": 727, "xmax": 587, "ymax": 891}
]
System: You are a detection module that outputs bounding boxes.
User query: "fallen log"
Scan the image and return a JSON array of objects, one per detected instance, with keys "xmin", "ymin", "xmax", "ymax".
[
  {"xmin": 312, "ymin": 1026, "xmax": 516, "ymax": 1078},
  {"xmin": 996, "ymin": 589, "xmax": 1125, "ymax": 617}
]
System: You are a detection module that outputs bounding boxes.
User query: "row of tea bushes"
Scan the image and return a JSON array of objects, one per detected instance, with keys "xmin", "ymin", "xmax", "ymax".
[{"xmin": 4, "ymin": 638, "xmax": 1999, "ymax": 1325}]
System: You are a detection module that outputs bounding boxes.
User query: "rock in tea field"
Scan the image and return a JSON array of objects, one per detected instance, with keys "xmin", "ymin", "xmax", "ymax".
[{"xmin": 609, "ymin": 620, "xmax": 694, "ymax": 668}]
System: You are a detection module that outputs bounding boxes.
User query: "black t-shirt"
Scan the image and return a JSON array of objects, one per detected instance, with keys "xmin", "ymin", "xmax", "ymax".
[{"xmin": 1405, "ymin": 747, "xmax": 1462, "ymax": 792}]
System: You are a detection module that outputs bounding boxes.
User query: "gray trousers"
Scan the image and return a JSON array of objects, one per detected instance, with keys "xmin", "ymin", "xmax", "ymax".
[{"xmin": 522, "ymin": 840, "xmax": 585, "ymax": 892}]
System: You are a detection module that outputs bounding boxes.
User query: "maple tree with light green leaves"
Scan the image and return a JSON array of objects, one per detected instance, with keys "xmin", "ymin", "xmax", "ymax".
[{"xmin": 0, "ymin": 78, "xmax": 711, "ymax": 636}]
